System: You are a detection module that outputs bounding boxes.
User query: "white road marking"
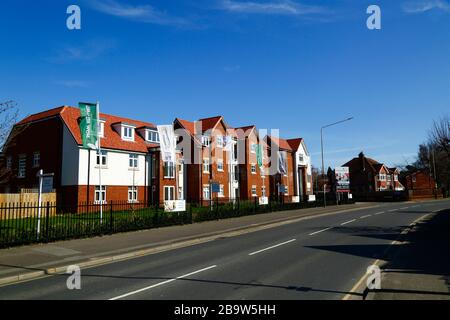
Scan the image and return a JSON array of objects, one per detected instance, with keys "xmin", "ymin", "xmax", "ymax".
[
  {"xmin": 109, "ymin": 265, "xmax": 217, "ymax": 300},
  {"xmin": 341, "ymin": 219, "xmax": 356, "ymax": 226},
  {"xmin": 309, "ymin": 227, "xmax": 333, "ymax": 236},
  {"xmin": 388, "ymin": 209, "xmax": 398, "ymax": 212},
  {"xmin": 399, "ymin": 207, "xmax": 409, "ymax": 210},
  {"xmin": 360, "ymin": 214, "xmax": 372, "ymax": 219},
  {"xmin": 374, "ymin": 211, "xmax": 385, "ymax": 215},
  {"xmin": 248, "ymin": 239, "xmax": 296, "ymax": 256},
  {"xmin": 411, "ymin": 205, "xmax": 419, "ymax": 208}
]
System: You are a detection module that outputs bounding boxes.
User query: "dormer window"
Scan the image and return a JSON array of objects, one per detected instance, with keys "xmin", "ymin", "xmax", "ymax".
[
  {"xmin": 202, "ymin": 136, "xmax": 211, "ymax": 147},
  {"xmin": 98, "ymin": 121, "xmax": 105, "ymax": 138},
  {"xmin": 146, "ymin": 130, "xmax": 159, "ymax": 143},
  {"xmin": 122, "ymin": 126, "xmax": 134, "ymax": 141}
]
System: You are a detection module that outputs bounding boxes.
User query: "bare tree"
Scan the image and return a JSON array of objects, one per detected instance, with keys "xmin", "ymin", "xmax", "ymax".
[
  {"xmin": 0, "ymin": 100, "xmax": 19, "ymax": 149},
  {"xmin": 428, "ymin": 115, "xmax": 450, "ymax": 155}
]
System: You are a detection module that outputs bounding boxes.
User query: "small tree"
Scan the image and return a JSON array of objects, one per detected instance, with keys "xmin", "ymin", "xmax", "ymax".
[{"xmin": 0, "ymin": 100, "xmax": 19, "ymax": 149}]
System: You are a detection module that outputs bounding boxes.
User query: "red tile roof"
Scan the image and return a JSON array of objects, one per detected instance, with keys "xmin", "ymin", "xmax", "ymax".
[
  {"xmin": 286, "ymin": 138, "xmax": 304, "ymax": 151},
  {"xmin": 17, "ymin": 106, "xmax": 157, "ymax": 153},
  {"xmin": 198, "ymin": 116, "xmax": 223, "ymax": 133}
]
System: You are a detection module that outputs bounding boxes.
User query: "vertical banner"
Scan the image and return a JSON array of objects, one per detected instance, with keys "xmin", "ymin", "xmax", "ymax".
[
  {"xmin": 79, "ymin": 102, "xmax": 98, "ymax": 149},
  {"xmin": 278, "ymin": 151, "xmax": 287, "ymax": 175},
  {"xmin": 256, "ymin": 144, "xmax": 263, "ymax": 168},
  {"xmin": 157, "ymin": 125, "xmax": 176, "ymax": 162}
]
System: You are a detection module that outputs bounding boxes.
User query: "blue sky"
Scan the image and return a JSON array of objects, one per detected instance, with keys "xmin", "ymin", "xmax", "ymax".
[{"xmin": 1, "ymin": 0, "xmax": 449, "ymax": 169}]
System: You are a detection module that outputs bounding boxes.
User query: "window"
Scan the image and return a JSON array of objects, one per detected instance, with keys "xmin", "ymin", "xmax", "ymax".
[
  {"xmin": 128, "ymin": 186, "xmax": 138, "ymax": 203},
  {"xmin": 394, "ymin": 175, "xmax": 398, "ymax": 181},
  {"xmin": 99, "ymin": 121, "xmax": 105, "ymax": 138},
  {"xmin": 151, "ymin": 156, "xmax": 157, "ymax": 178},
  {"xmin": 285, "ymin": 186, "xmax": 289, "ymax": 195},
  {"xmin": 147, "ymin": 130, "xmax": 159, "ymax": 143},
  {"xmin": 96, "ymin": 150, "xmax": 107, "ymax": 166},
  {"xmin": 122, "ymin": 126, "xmax": 134, "ymax": 140},
  {"xmin": 379, "ymin": 174, "xmax": 386, "ymax": 181},
  {"xmin": 299, "ymin": 154, "xmax": 304, "ymax": 162},
  {"xmin": 218, "ymin": 184, "xmax": 224, "ymax": 197},
  {"xmin": 203, "ymin": 158, "xmax": 210, "ymax": 173},
  {"xmin": 216, "ymin": 136, "xmax": 223, "ymax": 148},
  {"xmin": 202, "ymin": 136, "xmax": 211, "ymax": 147},
  {"xmin": 251, "ymin": 164, "xmax": 257, "ymax": 174},
  {"xmin": 33, "ymin": 152, "xmax": 40, "ymax": 168},
  {"xmin": 129, "ymin": 154, "xmax": 138, "ymax": 169},
  {"xmin": 18, "ymin": 155, "xmax": 26, "ymax": 178},
  {"xmin": 261, "ymin": 186, "xmax": 266, "ymax": 197},
  {"xmin": 164, "ymin": 186, "xmax": 175, "ymax": 201},
  {"xmin": 95, "ymin": 186, "xmax": 106, "ymax": 204},
  {"xmin": 6, "ymin": 156, "xmax": 12, "ymax": 170},
  {"xmin": 217, "ymin": 159, "xmax": 224, "ymax": 172},
  {"xmin": 203, "ymin": 185, "xmax": 210, "ymax": 200},
  {"xmin": 251, "ymin": 185, "xmax": 257, "ymax": 197},
  {"xmin": 163, "ymin": 161, "xmax": 175, "ymax": 178}
]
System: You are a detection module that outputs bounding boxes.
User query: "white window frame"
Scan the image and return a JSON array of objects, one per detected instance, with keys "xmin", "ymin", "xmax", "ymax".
[
  {"xmin": 33, "ymin": 152, "xmax": 40, "ymax": 168},
  {"xmin": 202, "ymin": 136, "xmax": 211, "ymax": 147},
  {"xmin": 217, "ymin": 159, "xmax": 224, "ymax": 172},
  {"xmin": 203, "ymin": 185, "xmax": 210, "ymax": 200},
  {"xmin": 129, "ymin": 154, "xmax": 139, "ymax": 169},
  {"xmin": 164, "ymin": 186, "xmax": 175, "ymax": 201},
  {"xmin": 218, "ymin": 184, "xmax": 224, "ymax": 197},
  {"xmin": 94, "ymin": 186, "xmax": 106, "ymax": 204},
  {"xmin": 18, "ymin": 155, "xmax": 26, "ymax": 178},
  {"xmin": 164, "ymin": 161, "xmax": 175, "ymax": 178},
  {"xmin": 122, "ymin": 126, "xmax": 134, "ymax": 141},
  {"xmin": 146, "ymin": 130, "xmax": 159, "ymax": 143},
  {"xmin": 96, "ymin": 150, "xmax": 107, "ymax": 167},
  {"xmin": 251, "ymin": 185, "xmax": 257, "ymax": 197},
  {"xmin": 128, "ymin": 186, "xmax": 138, "ymax": 203},
  {"xmin": 203, "ymin": 158, "xmax": 210, "ymax": 173},
  {"xmin": 98, "ymin": 121, "xmax": 105, "ymax": 138},
  {"xmin": 261, "ymin": 186, "xmax": 266, "ymax": 197},
  {"xmin": 216, "ymin": 135, "xmax": 223, "ymax": 148},
  {"xmin": 251, "ymin": 164, "xmax": 257, "ymax": 174}
]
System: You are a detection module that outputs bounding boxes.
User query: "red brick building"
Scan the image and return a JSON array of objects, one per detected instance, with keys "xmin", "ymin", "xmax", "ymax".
[{"xmin": 402, "ymin": 169, "xmax": 439, "ymax": 199}]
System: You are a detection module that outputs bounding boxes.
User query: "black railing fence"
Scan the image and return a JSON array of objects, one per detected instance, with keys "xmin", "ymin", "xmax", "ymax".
[{"xmin": 0, "ymin": 195, "xmax": 355, "ymax": 248}]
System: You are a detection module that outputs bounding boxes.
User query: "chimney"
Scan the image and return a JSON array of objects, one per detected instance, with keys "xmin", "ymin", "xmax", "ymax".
[{"xmin": 359, "ymin": 151, "xmax": 365, "ymax": 171}]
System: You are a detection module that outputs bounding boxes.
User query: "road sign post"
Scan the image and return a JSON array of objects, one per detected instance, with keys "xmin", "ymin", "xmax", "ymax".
[{"xmin": 36, "ymin": 170, "xmax": 54, "ymax": 240}]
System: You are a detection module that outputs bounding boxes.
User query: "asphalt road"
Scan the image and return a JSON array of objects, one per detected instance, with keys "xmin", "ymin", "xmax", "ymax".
[{"xmin": 0, "ymin": 200, "xmax": 449, "ymax": 300}]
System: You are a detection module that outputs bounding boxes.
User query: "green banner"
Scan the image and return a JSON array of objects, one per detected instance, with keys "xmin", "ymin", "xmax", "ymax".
[
  {"xmin": 79, "ymin": 102, "xmax": 98, "ymax": 149},
  {"xmin": 256, "ymin": 144, "xmax": 263, "ymax": 168}
]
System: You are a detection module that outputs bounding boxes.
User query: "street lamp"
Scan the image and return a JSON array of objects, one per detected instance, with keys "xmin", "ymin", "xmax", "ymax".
[{"xmin": 320, "ymin": 117, "xmax": 354, "ymax": 207}]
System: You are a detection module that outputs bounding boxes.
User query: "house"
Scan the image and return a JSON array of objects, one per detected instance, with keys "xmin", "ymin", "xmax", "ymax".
[
  {"xmin": 343, "ymin": 152, "xmax": 405, "ymax": 195},
  {"xmin": 401, "ymin": 169, "xmax": 438, "ymax": 199},
  {"xmin": 173, "ymin": 116, "xmax": 238, "ymax": 205},
  {"xmin": 1, "ymin": 106, "xmax": 159, "ymax": 206},
  {"xmin": 265, "ymin": 135, "xmax": 313, "ymax": 202},
  {"xmin": 235, "ymin": 125, "xmax": 270, "ymax": 200}
]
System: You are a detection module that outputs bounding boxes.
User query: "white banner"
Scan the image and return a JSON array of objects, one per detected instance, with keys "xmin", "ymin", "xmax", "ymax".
[
  {"xmin": 157, "ymin": 125, "xmax": 176, "ymax": 162},
  {"xmin": 278, "ymin": 151, "xmax": 287, "ymax": 175}
]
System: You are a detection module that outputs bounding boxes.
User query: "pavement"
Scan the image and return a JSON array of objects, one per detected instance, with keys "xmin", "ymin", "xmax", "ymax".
[{"xmin": 0, "ymin": 199, "xmax": 448, "ymax": 300}]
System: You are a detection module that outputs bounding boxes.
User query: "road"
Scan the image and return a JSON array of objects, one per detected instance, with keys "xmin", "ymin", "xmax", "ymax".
[{"xmin": 0, "ymin": 200, "xmax": 449, "ymax": 300}]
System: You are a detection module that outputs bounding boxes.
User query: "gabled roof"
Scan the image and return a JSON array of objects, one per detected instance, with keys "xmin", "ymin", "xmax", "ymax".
[
  {"xmin": 198, "ymin": 116, "xmax": 224, "ymax": 133},
  {"xmin": 286, "ymin": 138, "xmax": 304, "ymax": 152},
  {"xmin": 265, "ymin": 135, "xmax": 293, "ymax": 151},
  {"xmin": 16, "ymin": 106, "xmax": 157, "ymax": 153}
]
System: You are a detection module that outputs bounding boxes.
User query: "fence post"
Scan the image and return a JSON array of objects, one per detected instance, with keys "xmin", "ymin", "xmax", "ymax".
[
  {"xmin": 254, "ymin": 196, "xmax": 257, "ymax": 213},
  {"xmin": 109, "ymin": 200, "xmax": 113, "ymax": 233},
  {"xmin": 45, "ymin": 202, "xmax": 50, "ymax": 242}
]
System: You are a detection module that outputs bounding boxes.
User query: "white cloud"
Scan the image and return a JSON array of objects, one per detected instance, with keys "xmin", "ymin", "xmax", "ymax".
[
  {"xmin": 221, "ymin": 0, "xmax": 324, "ymax": 15},
  {"xmin": 89, "ymin": 0, "xmax": 189, "ymax": 26},
  {"xmin": 49, "ymin": 39, "xmax": 116, "ymax": 63},
  {"xmin": 54, "ymin": 80, "xmax": 91, "ymax": 88},
  {"xmin": 403, "ymin": 0, "xmax": 450, "ymax": 13}
]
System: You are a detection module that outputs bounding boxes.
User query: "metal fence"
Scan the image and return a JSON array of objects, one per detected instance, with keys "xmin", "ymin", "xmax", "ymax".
[{"xmin": 0, "ymin": 196, "xmax": 355, "ymax": 248}]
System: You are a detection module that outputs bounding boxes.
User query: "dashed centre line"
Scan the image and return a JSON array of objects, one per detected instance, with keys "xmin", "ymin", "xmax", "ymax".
[
  {"xmin": 388, "ymin": 209, "xmax": 398, "ymax": 212},
  {"xmin": 360, "ymin": 214, "xmax": 372, "ymax": 219},
  {"xmin": 248, "ymin": 239, "xmax": 296, "ymax": 256},
  {"xmin": 341, "ymin": 219, "xmax": 356, "ymax": 226},
  {"xmin": 374, "ymin": 211, "xmax": 385, "ymax": 215},
  {"xmin": 309, "ymin": 227, "xmax": 333, "ymax": 236}
]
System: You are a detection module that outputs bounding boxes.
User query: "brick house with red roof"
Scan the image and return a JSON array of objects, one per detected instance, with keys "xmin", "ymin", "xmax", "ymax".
[
  {"xmin": 1, "ymin": 106, "xmax": 160, "ymax": 206},
  {"xmin": 343, "ymin": 152, "xmax": 405, "ymax": 195}
]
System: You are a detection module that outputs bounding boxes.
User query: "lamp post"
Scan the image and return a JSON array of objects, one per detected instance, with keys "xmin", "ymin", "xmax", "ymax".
[{"xmin": 320, "ymin": 117, "xmax": 354, "ymax": 207}]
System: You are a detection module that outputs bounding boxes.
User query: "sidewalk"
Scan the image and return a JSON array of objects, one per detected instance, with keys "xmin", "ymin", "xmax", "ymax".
[
  {"xmin": 369, "ymin": 208, "xmax": 450, "ymax": 300},
  {"xmin": 0, "ymin": 202, "xmax": 375, "ymax": 285}
]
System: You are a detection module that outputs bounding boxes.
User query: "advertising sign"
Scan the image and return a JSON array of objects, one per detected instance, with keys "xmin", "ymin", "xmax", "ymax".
[
  {"xmin": 164, "ymin": 200, "xmax": 186, "ymax": 212},
  {"xmin": 259, "ymin": 196, "xmax": 268, "ymax": 205},
  {"xmin": 335, "ymin": 166, "xmax": 350, "ymax": 193},
  {"xmin": 42, "ymin": 176, "xmax": 54, "ymax": 193},
  {"xmin": 79, "ymin": 102, "xmax": 98, "ymax": 149},
  {"xmin": 211, "ymin": 183, "xmax": 220, "ymax": 193}
]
